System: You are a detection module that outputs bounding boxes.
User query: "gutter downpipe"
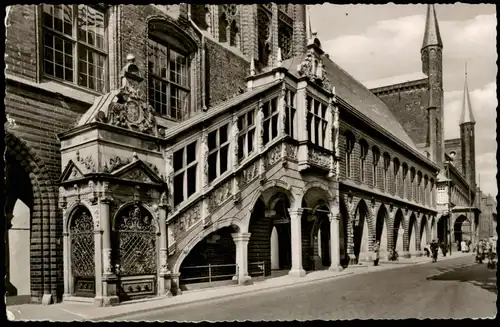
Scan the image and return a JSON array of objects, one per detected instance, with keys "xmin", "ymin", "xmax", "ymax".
[{"xmin": 187, "ymin": 5, "xmax": 208, "ymax": 112}]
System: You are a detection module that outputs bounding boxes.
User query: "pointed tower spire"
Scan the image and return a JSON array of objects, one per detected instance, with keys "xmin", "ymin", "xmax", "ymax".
[
  {"xmin": 422, "ymin": 4, "xmax": 443, "ymax": 49},
  {"xmin": 460, "ymin": 62, "xmax": 476, "ymax": 124},
  {"xmin": 306, "ymin": 6, "xmax": 313, "ymax": 42}
]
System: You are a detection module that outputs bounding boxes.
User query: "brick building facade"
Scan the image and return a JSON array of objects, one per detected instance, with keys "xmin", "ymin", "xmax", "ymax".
[{"xmin": 4, "ymin": 4, "xmax": 481, "ymax": 306}]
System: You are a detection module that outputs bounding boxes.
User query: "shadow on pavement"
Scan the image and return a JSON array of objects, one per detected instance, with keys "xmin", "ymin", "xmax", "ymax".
[{"xmin": 427, "ymin": 262, "xmax": 498, "ymax": 295}]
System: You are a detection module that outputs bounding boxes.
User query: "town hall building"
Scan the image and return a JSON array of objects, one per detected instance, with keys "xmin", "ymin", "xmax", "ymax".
[{"xmin": 4, "ymin": 4, "xmax": 482, "ymax": 306}]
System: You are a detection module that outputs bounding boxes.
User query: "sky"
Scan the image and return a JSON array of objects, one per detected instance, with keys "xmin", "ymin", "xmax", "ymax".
[{"xmin": 310, "ymin": 4, "xmax": 497, "ymax": 198}]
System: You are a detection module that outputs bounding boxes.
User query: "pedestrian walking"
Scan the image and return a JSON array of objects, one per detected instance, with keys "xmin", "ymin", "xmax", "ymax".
[
  {"xmin": 460, "ymin": 240, "xmax": 466, "ymax": 253},
  {"xmin": 424, "ymin": 243, "xmax": 430, "ymax": 257},
  {"xmin": 373, "ymin": 241, "xmax": 380, "ymax": 266},
  {"xmin": 430, "ymin": 240, "xmax": 438, "ymax": 263}
]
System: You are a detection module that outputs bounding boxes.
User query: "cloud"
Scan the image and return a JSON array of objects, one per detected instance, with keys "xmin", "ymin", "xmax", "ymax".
[
  {"xmin": 323, "ymin": 13, "xmax": 497, "ymax": 90},
  {"xmin": 475, "ymin": 152, "xmax": 497, "ymax": 197}
]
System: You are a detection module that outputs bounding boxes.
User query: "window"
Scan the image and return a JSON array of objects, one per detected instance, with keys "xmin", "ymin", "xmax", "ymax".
[
  {"xmin": 307, "ymin": 96, "xmax": 328, "ymax": 147},
  {"xmin": 359, "ymin": 140, "xmax": 368, "ymax": 183},
  {"xmin": 424, "ymin": 176, "xmax": 429, "ymax": 205},
  {"xmin": 393, "ymin": 158, "xmax": 400, "ymax": 195},
  {"xmin": 410, "ymin": 168, "xmax": 416, "ymax": 201},
  {"xmin": 417, "ymin": 172, "xmax": 423, "ymax": 203},
  {"xmin": 262, "ymin": 98, "xmax": 279, "ymax": 145},
  {"xmin": 279, "ymin": 26, "xmax": 292, "ymax": 59},
  {"xmin": 345, "ymin": 132, "xmax": 355, "ymax": 178},
  {"xmin": 372, "ymin": 146, "xmax": 380, "ymax": 187},
  {"xmin": 402, "ymin": 164, "xmax": 408, "ymax": 198},
  {"xmin": 42, "ymin": 4, "xmax": 106, "ymax": 92},
  {"xmin": 238, "ymin": 110, "xmax": 256, "ymax": 161},
  {"xmin": 173, "ymin": 141, "xmax": 198, "ymax": 206},
  {"xmin": 148, "ymin": 38, "xmax": 190, "ymax": 121},
  {"xmin": 284, "ymin": 89, "xmax": 297, "ymax": 139},
  {"xmin": 208, "ymin": 124, "xmax": 230, "ymax": 183},
  {"xmin": 383, "ymin": 153, "xmax": 390, "ymax": 192}
]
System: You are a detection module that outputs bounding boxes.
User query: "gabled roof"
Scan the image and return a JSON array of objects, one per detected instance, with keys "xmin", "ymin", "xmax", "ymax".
[
  {"xmin": 282, "ymin": 55, "xmax": 418, "ymax": 151},
  {"xmin": 111, "ymin": 159, "xmax": 165, "ymax": 185},
  {"xmin": 59, "ymin": 160, "xmax": 85, "ymax": 183}
]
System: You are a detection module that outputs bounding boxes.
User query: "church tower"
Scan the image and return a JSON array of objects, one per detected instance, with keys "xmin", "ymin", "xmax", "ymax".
[
  {"xmin": 421, "ymin": 4, "xmax": 444, "ymax": 168},
  {"xmin": 460, "ymin": 64, "xmax": 476, "ymax": 189}
]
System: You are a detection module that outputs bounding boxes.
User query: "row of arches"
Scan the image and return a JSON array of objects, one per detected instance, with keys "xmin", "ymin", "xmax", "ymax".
[{"xmin": 344, "ymin": 131, "xmax": 436, "ymax": 207}]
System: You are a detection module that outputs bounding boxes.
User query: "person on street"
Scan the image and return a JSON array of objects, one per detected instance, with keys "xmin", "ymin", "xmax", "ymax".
[
  {"xmin": 476, "ymin": 241, "xmax": 483, "ymax": 263},
  {"xmin": 430, "ymin": 240, "xmax": 438, "ymax": 263},
  {"xmin": 373, "ymin": 241, "xmax": 380, "ymax": 266},
  {"xmin": 460, "ymin": 240, "xmax": 466, "ymax": 253},
  {"xmin": 424, "ymin": 243, "xmax": 430, "ymax": 257},
  {"xmin": 440, "ymin": 241, "xmax": 447, "ymax": 257}
]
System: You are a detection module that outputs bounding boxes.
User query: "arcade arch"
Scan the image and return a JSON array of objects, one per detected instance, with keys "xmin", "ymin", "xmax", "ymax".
[{"xmin": 375, "ymin": 204, "xmax": 388, "ymax": 259}]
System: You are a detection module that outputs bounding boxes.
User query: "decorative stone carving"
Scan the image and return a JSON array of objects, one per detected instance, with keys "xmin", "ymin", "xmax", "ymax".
[
  {"xmin": 87, "ymin": 180, "xmax": 98, "ymax": 204},
  {"xmin": 171, "ymin": 203, "xmax": 201, "ymax": 240},
  {"xmin": 146, "ymin": 162, "xmax": 160, "ymax": 175},
  {"xmin": 91, "ymin": 204, "xmax": 100, "ymax": 230},
  {"xmin": 257, "ymin": 102, "xmax": 265, "ymax": 152},
  {"xmin": 76, "ymin": 151, "xmax": 96, "ymax": 173},
  {"xmin": 232, "ymin": 116, "xmax": 239, "ymax": 170},
  {"xmin": 241, "ymin": 161, "xmax": 259, "ymax": 186},
  {"xmin": 333, "ymin": 106, "xmax": 340, "ymax": 156},
  {"xmin": 284, "ymin": 144, "xmax": 298, "ymax": 160},
  {"xmin": 201, "ymin": 130, "xmax": 209, "ymax": 189},
  {"xmin": 59, "ymin": 186, "xmax": 67, "ymax": 209},
  {"xmin": 102, "ymin": 156, "xmax": 132, "ymax": 173},
  {"xmin": 159, "ymin": 249, "xmax": 168, "ymax": 271},
  {"xmin": 103, "ymin": 248, "xmax": 112, "ymax": 274},
  {"xmin": 309, "ymin": 148, "xmax": 330, "ymax": 169},
  {"xmin": 121, "ymin": 169, "xmax": 152, "ymax": 183},
  {"xmin": 207, "ymin": 181, "xmax": 232, "ymax": 214},
  {"xmin": 266, "ymin": 144, "xmax": 282, "ymax": 167},
  {"xmin": 95, "ymin": 54, "xmax": 158, "ymax": 136},
  {"xmin": 297, "ymin": 50, "xmax": 314, "ymax": 80}
]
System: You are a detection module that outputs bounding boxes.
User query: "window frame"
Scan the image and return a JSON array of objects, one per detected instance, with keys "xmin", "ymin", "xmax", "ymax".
[
  {"xmin": 172, "ymin": 139, "xmax": 199, "ymax": 207},
  {"xmin": 147, "ymin": 35, "xmax": 192, "ymax": 121},
  {"xmin": 359, "ymin": 140, "xmax": 368, "ymax": 183},
  {"xmin": 207, "ymin": 122, "xmax": 231, "ymax": 184},
  {"xmin": 372, "ymin": 147, "xmax": 380, "ymax": 187},
  {"xmin": 382, "ymin": 153, "xmax": 391, "ymax": 193},
  {"xmin": 237, "ymin": 108, "xmax": 257, "ymax": 162},
  {"xmin": 307, "ymin": 95, "xmax": 328, "ymax": 148},
  {"xmin": 345, "ymin": 133, "xmax": 355, "ymax": 179},
  {"xmin": 39, "ymin": 4, "xmax": 108, "ymax": 94},
  {"xmin": 284, "ymin": 89, "xmax": 297, "ymax": 139},
  {"xmin": 262, "ymin": 97, "xmax": 280, "ymax": 146}
]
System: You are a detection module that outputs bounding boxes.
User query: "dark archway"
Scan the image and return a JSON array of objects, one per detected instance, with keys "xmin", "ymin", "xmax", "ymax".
[
  {"xmin": 5, "ymin": 131, "xmax": 61, "ymax": 302},
  {"xmin": 408, "ymin": 213, "xmax": 417, "ymax": 254},
  {"xmin": 179, "ymin": 226, "xmax": 237, "ymax": 288},
  {"xmin": 248, "ymin": 198, "xmax": 271, "ymax": 276},
  {"xmin": 454, "ymin": 215, "xmax": 472, "ymax": 243},
  {"xmin": 353, "ymin": 200, "xmax": 369, "ymax": 262},
  {"xmin": 375, "ymin": 205, "xmax": 388, "ymax": 258},
  {"xmin": 339, "ymin": 196, "xmax": 349, "ymax": 267},
  {"xmin": 393, "ymin": 209, "xmax": 404, "ymax": 254},
  {"xmin": 271, "ymin": 197, "xmax": 292, "ymax": 271},
  {"xmin": 437, "ymin": 216, "xmax": 447, "ymax": 245},
  {"xmin": 420, "ymin": 215, "xmax": 429, "ymax": 248}
]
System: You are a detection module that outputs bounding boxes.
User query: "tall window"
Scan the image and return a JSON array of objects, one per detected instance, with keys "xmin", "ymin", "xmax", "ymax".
[
  {"xmin": 410, "ymin": 168, "xmax": 416, "ymax": 201},
  {"xmin": 148, "ymin": 38, "xmax": 190, "ymax": 121},
  {"xmin": 238, "ymin": 110, "xmax": 256, "ymax": 161},
  {"xmin": 284, "ymin": 89, "xmax": 297, "ymax": 139},
  {"xmin": 372, "ymin": 146, "xmax": 380, "ymax": 187},
  {"xmin": 173, "ymin": 141, "xmax": 198, "ymax": 206},
  {"xmin": 307, "ymin": 96, "xmax": 328, "ymax": 147},
  {"xmin": 42, "ymin": 4, "xmax": 107, "ymax": 92},
  {"xmin": 417, "ymin": 172, "xmax": 423, "ymax": 203},
  {"xmin": 402, "ymin": 164, "xmax": 408, "ymax": 199},
  {"xmin": 359, "ymin": 139, "xmax": 368, "ymax": 183},
  {"xmin": 424, "ymin": 176, "xmax": 429, "ymax": 206},
  {"xmin": 383, "ymin": 153, "xmax": 390, "ymax": 192},
  {"xmin": 393, "ymin": 158, "xmax": 400, "ymax": 195},
  {"xmin": 262, "ymin": 98, "xmax": 279, "ymax": 145},
  {"xmin": 208, "ymin": 124, "xmax": 230, "ymax": 183},
  {"xmin": 345, "ymin": 132, "xmax": 355, "ymax": 178}
]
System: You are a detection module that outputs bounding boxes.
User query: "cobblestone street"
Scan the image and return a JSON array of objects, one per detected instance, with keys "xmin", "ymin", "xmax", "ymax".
[{"xmin": 115, "ymin": 255, "xmax": 497, "ymax": 321}]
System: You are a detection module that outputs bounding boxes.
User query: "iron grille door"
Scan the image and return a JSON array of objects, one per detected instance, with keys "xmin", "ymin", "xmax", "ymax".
[{"xmin": 70, "ymin": 208, "xmax": 95, "ymax": 297}]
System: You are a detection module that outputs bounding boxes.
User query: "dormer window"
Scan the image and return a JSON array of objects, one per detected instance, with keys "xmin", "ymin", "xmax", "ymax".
[
  {"xmin": 41, "ymin": 4, "xmax": 107, "ymax": 93},
  {"xmin": 147, "ymin": 37, "xmax": 190, "ymax": 121}
]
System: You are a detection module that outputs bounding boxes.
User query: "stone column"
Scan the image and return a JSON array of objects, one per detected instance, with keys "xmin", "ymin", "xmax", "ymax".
[
  {"xmin": 288, "ymin": 208, "xmax": 306, "ymax": 277},
  {"xmin": 158, "ymin": 204, "xmax": 172, "ymax": 296},
  {"xmin": 63, "ymin": 231, "xmax": 70, "ymax": 297},
  {"xmin": 93, "ymin": 228, "xmax": 103, "ymax": 306},
  {"xmin": 101, "ymin": 199, "xmax": 119, "ymax": 306},
  {"xmin": 402, "ymin": 212, "xmax": 411, "ymax": 258},
  {"xmin": 329, "ymin": 211, "xmax": 343, "ymax": 271},
  {"xmin": 231, "ymin": 233, "xmax": 252, "ymax": 285}
]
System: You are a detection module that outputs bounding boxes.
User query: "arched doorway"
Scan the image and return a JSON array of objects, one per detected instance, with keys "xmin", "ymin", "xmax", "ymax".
[
  {"xmin": 454, "ymin": 215, "xmax": 472, "ymax": 244},
  {"xmin": 408, "ymin": 214, "xmax": 417, "ymax": 255},
  {"xmin": 339, "ymin": 197, "xmax": 349, "ymax": 267},
  {"xmin": 437, "ymin": 216, "xmax": 447, "ymax": 245},
  {"xmin": 393, "ymin": 209, "xmax": 404, "ymax": 254},
  {"xmin": 113, "ymin": 204, "xmax": 158, "ymax": 302},
  {"xmin": 420, "ymin": 215, "xmax": 429, "ymax": 249},
  {"xmin": 353, "ymin": 200, "xmax": 370, "ymax": 263},
  {"xmin": 375, "ymin": 205, "xmax": 388, "ymax": 260},
  {"xmin": 69, "ymin": 206, "xmax": 95, "ymax": 298},
  {"xmin": 270, "ymin": 197, "xmax": 292, "ymax": 271},
  {"xmin": 180, "ymin": 226, "xmax": 238, "ymax": 288}
]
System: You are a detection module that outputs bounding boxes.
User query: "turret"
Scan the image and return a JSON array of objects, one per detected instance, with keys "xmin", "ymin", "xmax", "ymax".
[
  {"xmin": 460, "ymin": 63, "xmax": 476, "ymax": 190},
  {"xmin": 421, "ymin": 4, "xmax": 444, "ymax": 169}
]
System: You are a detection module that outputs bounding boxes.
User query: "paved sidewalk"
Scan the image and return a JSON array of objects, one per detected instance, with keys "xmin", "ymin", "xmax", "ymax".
[{"xmin": 7, "ymin": 251, "xmax": 471, "ymax": 322}]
